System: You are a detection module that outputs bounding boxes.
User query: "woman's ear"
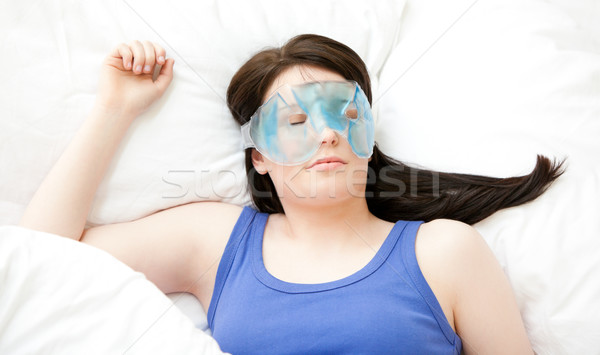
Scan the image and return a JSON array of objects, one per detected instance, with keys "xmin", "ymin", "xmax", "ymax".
[{"xmin": 251, "ymin": 149, "xmax": 268, "ymax": 175}]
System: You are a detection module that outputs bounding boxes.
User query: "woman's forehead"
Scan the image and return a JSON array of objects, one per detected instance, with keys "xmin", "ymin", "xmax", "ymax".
[{"xmin": 264, "ymin": 66, "xmax": 346, "ymax": 103}]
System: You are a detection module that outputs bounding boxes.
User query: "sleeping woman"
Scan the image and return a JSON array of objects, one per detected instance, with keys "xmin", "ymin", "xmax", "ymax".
[{"xmin": 20, "ymin": 34, "xmax": 563, "ymax": 354}]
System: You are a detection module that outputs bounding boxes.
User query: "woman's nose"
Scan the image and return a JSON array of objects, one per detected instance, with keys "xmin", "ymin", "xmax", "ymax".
[{"xmin": 321, "ymin": 127, "xmax": 339, "ymax": 146}]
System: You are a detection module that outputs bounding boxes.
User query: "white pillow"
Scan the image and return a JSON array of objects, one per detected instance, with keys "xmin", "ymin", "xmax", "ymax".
[
  {"xmin": 375, "ymin": 0, "xmax": 600, "ymax": 353},
  {"xmin": 0, "ymin": 226, "xmax": 225, "ymax": 354},
  {"xmin": 0, "ymin": 0, "xmax": 405, "ymax": 225}
]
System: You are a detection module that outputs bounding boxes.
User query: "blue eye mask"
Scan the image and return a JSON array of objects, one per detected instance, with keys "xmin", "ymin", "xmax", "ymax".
[{"xmin": 240, "ymin": 80, "xmax": 374, "ymax": 166}]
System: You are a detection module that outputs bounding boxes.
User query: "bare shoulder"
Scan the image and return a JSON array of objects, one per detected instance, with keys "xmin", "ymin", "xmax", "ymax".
[
  {"xmin": 414, "ymin": 219, "xmax": 495, "ymax": 332},
  {"xmin": 416, "ymin": 219, "xmax": 533, "ymax": 354},
  {"xmin": 177, "ymin": 202, "xmax": 244, "ymax": 305},
  {"xmin": 416, "ymin": 218, "xmax": 487, "ymax": 259},
  {"xmin": 171, "ymin": 201, "xmax": 243, "ymax": 260},
  {"xmin": 418, "ymin": 218, "xmax": 481, "ymax": 243},
  {"xmin": 415, "ymin": 218, "xmax": 497, "ymax": 287}
]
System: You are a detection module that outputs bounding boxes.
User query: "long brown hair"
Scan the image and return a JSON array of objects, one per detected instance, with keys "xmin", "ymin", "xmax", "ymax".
[{"xmin": 226, "ymin": 34, "xmax": 564, "ymax": 225}]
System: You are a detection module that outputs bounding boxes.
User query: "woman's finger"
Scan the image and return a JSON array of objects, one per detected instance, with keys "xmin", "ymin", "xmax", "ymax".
[
  {"xmin": 108, "ymin": 43, "xmax": 133, "ymax": 70},
  {"xmin": 129, "ymin": 40, "xmax": 145, "ymax": 75},
  {"xmin": 117, "ymin": 43, "xmax": 133, "ymax": 70},
  {"xmin": 153, "ymin": 42, "xmax": 166, "ymax": 66},
  {"xmin": 141, "ymin": 41, "xmax": 156, "ymax": 74},
  {"xmin": 154, "ymin": 58, "xmax": 175, "ymax": 93}
]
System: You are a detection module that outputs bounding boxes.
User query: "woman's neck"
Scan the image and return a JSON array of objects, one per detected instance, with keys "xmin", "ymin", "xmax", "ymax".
[{"xmin": 275, "ymin": 196, "xmax": 385, "ymax": 248}]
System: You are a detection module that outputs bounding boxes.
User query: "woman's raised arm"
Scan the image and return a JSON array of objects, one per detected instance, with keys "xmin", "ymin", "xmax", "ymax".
[
  {"xmin": 18, "ymin": 41, "xmax": 241, "ymax": 302},
  {"xmin": 19, "ymin": 40, "xmax": 174, "ymax": 240}
]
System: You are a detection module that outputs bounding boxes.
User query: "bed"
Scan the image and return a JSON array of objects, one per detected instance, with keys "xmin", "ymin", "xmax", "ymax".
[{"xmin": 1, "ymin": 0, "xmax": 599, "ymax": 353}]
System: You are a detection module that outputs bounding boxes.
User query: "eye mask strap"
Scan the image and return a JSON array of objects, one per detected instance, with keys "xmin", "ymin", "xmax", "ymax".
[{"xmin": 240, "ymin": 121, "xmax": 254, "ymax": 149}]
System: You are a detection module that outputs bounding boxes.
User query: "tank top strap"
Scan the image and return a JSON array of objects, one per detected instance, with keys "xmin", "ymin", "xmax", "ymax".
[
  {"xmin": 207, "ymin": 206, "xmax": 258, "ymax": 327},
  {"xmin": 397, "ymin": 220, "xmax": 460, "ymax": 345}
]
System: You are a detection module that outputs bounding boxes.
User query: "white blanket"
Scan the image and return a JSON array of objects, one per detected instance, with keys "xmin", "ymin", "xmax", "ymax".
[{"xmin": 0, "ymin": 226, "xmax": 225, "ymax": 354}]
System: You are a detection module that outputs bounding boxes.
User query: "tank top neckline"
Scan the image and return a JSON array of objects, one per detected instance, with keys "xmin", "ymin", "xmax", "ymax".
[{"xmin": 250, "ymin": 211, "xmax": 409, "ymax": 293}]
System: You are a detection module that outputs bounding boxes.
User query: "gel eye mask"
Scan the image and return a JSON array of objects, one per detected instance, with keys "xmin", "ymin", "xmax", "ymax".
[{"xmin": 241, "ymin": 80, "xmax": 374, "ymax": 166}]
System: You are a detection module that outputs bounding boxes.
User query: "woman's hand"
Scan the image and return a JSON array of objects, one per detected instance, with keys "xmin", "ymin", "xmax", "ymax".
[
  {"xmin": 95, "ymin": 40, "xmax": 175, "ymax": 119},
  {"xmin": 20, "ymin": 40, "xmax": 174, "ymax": 239}
]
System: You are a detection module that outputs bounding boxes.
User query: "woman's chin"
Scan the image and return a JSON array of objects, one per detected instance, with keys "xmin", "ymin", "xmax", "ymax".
[{"xmin": 279, "ymin": 184, "xmax": 367, "ymax": 203}]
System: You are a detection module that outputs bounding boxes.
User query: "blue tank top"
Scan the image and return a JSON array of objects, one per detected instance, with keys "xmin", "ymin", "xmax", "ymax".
[{"xmin": 208, "ymin": 207, "xmax": 462, "ymax": 354}]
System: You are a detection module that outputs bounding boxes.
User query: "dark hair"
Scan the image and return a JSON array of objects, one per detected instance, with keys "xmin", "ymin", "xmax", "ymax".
[{"xmin": 226, "ymin": 34, "xmax": 565, "ymax": 225}]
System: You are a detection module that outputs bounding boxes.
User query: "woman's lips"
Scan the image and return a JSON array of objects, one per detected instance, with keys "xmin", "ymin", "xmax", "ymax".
[
  {"xmin": 306, "ymin": 157, "xmax": 347, "ymax": 171},
  {"xmin": 309, "ymin": 161, "xmax": 345, "ymax": 171}
]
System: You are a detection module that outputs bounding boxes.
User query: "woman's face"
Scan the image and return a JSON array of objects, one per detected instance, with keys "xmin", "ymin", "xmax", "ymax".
[{"xmin": 251, "ymin": 65, "xmax": 370, "ymax": 207}]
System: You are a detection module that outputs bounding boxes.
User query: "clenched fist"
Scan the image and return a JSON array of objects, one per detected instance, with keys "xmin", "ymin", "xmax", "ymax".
[{"xmin": 95, "ymin": 40, "xmax": 175, "ymax": 119}]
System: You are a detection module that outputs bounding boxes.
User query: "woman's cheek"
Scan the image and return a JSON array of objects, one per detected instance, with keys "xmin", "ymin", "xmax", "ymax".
[{"xmin": 345, "ymin": 163, "xmax": 370, "ymax": 197}]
